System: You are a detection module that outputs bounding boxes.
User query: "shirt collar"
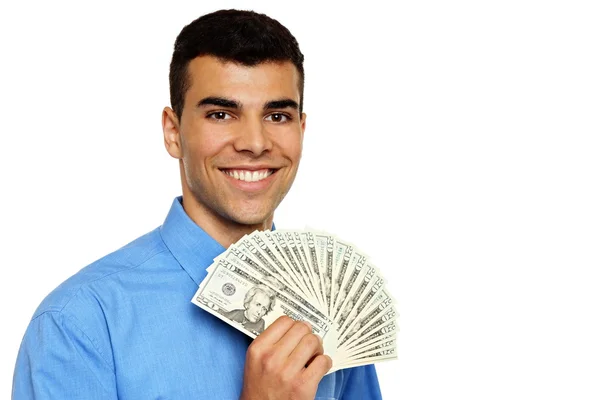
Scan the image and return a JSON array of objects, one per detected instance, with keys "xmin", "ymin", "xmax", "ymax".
[{"xmin": 159, "ymin": 196, "xmax": 225, "ymax": 286}]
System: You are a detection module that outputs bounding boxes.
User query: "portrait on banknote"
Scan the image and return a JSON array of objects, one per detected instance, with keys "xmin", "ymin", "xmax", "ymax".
[{"xmin": 220, "ymin": 281, "xmax": 277, "ymax": 335}]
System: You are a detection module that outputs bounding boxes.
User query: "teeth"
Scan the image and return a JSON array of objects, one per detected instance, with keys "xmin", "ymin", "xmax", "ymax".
[{"xmin": 224, "ymin": 169, "xmax": 272, "ymax": 182}]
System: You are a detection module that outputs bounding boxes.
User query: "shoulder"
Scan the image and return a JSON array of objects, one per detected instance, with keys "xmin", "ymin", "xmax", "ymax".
[
  {"xmin": 32, "ymin": 227, "xmax": 169, "ymax": 320},
  {"xmin": 15, "ymin": 227, "xmax": 176, "ymax": 387}
]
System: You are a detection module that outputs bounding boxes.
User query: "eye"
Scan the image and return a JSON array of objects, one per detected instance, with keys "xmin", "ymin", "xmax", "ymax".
[
  {"xmin": 207, "ymin": 111, "xmax": 232, "ymax": 120},
  {"xmin": 265, "ymin": 113, "xmax": 290, "ymax": 123}
]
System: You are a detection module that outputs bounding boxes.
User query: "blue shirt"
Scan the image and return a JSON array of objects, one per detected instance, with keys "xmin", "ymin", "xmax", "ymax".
[{"xmin": 13, "ymin": 197, "xmax": 382, "ymax": 399}]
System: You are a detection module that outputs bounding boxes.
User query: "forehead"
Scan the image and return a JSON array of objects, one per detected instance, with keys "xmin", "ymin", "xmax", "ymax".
[
  {"xmin": 252, "ymin": 291, "xmax": 270, "ymax": 304},
  {"xmin": 184, "ymin": 55, "xmax": 301, "ymax": 107}
]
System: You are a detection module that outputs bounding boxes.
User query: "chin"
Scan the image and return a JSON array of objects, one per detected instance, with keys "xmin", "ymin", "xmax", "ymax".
[
  {"xmin": 227, "ymin": 206, "xmax": 275, "ymax": 226},
  {"xmin": 235, "ymin": 217, "xmax": 270, "ymax": 226}
]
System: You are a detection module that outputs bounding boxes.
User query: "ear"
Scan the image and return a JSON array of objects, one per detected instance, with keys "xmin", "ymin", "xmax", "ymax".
[
  {"xmin": 300, "ymin": 112, "xmax": 307, "ymax": 140},
  {"xmin": 162, "ymin": 107, "xmax": 182, "ymax": 159}
]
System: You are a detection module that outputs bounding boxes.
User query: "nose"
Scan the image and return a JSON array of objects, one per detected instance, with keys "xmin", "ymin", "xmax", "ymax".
[{"xmin": 233, "ymin": 117, "xmax": 273, "ymax": 156}]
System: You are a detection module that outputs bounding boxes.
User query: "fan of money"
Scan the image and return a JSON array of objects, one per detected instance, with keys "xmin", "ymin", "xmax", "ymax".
[{"xmin": 191, "ymin": 229, "xmax": 397, "ymax": 373}]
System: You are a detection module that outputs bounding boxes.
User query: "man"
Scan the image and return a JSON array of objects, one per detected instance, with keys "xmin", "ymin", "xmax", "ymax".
[
  {"xmin": 12, "ymin": 9, "xmax": 382, "ymax": 399},
  {"xmin": 222, "ymin": 283, "xmax": 277, "ymax": 335}
]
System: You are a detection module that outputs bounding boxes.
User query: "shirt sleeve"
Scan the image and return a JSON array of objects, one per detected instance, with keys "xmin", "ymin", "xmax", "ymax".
[
  {"xmin": 340, "ymin": 364, "xmax": 383, "ymax": 400},
  {"xmin": 12, "ymin": 310, "xmax": 118, "ymax": 400}
]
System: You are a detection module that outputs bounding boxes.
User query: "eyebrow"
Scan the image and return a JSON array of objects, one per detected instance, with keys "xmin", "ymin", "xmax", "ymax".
[
  {"xmin": 196, "ymin": 96, "xmax": 299, "ymax": 111},
  {"xmin": 197, "ymin": 97, "xmax": 240, "ymax": 109},
  {"xmin": 264, "ymin": 99, "xmax": 299, "ymax": 111}
]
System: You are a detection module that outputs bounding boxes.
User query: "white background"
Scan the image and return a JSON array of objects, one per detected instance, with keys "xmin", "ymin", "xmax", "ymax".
[{"xmin": 1, "ymin": 1, "xmax": 599, "ymax": 398}]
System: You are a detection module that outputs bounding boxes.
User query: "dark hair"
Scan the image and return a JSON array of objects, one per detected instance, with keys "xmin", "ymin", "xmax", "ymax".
[{"xmin": 169, "ymin": 9, "xmax": 305, "ymax": 120}]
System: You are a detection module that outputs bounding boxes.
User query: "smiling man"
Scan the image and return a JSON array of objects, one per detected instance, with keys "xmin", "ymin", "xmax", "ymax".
[
  {"xmin": 162, "ymin": 54, "xmax": 304, "ymax": 246},
  {"xmin": 12, "ymin": 9, "xmax": 382, "ymax": 400}
]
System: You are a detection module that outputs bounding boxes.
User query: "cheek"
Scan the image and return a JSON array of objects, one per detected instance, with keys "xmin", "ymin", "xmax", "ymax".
[
  {"xmin": 183, "ymin": 129, "xmax": 231, "ymax": 164},
  {"xmin": 279, "ymin": 136, "xmax": 303, "ymax": 160},
  {"xmin": 293, "ymin": 141, "xmax": 303, "ymax": 159}
]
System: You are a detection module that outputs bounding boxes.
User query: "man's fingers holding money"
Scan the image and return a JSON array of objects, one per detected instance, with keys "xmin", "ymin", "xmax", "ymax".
[
  {"xmin": 287, "ymin": 329, "xmax": 323, "ymax": 372},
  {"xmin": 302, "ymin": 354, "xmax": 333, "ymax": 387},
  {"xmin": 240, "ymin": 316, "xmax": 329, "ymax": 400},
  {"xmin": 274, "ymin": 320, "xmax": 315, "ymax": 357},
  {"xmin": 250, "ymin": 315, "xmax": 295, "ymax": 350}
]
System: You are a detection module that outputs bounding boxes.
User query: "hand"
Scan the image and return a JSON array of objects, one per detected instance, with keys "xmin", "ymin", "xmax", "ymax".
[{"xmin": 240, "ymin": 316, "xmax": 333, "ymax": 400}]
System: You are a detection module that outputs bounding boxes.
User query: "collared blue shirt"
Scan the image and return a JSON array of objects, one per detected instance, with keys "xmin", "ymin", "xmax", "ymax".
[{"xmin": 13, "ymin": 197, "xmax": 382, "ymax": 399}]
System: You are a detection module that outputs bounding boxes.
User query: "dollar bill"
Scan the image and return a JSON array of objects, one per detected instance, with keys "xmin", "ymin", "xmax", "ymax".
[
  {"xmin": 273, "ymin": 231, "xmax": 317, "ymax": 303},
  {"xmin": 235, "ymin": 236, "xmax": 298, "ymax": 290},
  {"xmin": 256, "ymin": 231, "xmax": 316, "ymax": 302},
  {"xmin": 342, "ymin": 327, "xmax": 397, "ymax": 358},
  {"xmin": 298, "ymin": 231, "xmax": 326, "ymax": 307},
  {"xmin": 331, "ymin": 238, "xmax": 354, "ymax": 314},
  {"xmin": 336, "ymin": 274, "xmax": 384, "ymax": 334},
  {"xmin": 192, "ymin": 259, "xmax": 332, "ymax": 344},
  {"xmin": 344, "ymin": 338, "xmax": 397, "ymax": 360},
  {"xmin": 217, "ymin": 247, "xmax": 331, "ymax": 324},
  {"xmin": 312, "ymin": 231, "xmax": 335, "ymax": 315},
  {"xmin": 340, "ymin": 319, "xmax": 397, "ymax": 356},
  {"xmin": 192, "ymin": 228, "xmax": 398, "ymax": 372},
  {"xmin": 339, "ymin": 304, "xmax": 396, "ymax": 350},
  {"xmin": 337, "ymin": 346, "xmax": 397, "ymax": 369},
  {"xmin": 332, "ymin": 252, "xmax": 370, "ymax": 321},
  {"xmin": 282, "ymin": 230, "xmax": 324, "ymax": 309},
  {"xmin": 245, "ymin": 232, "xmax": 309, "ymax": 298}
]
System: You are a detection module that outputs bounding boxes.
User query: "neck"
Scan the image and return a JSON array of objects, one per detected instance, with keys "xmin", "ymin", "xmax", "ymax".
[{"xmin": 180, "ymin": 193, "xmax": 273, "ymax": 248}]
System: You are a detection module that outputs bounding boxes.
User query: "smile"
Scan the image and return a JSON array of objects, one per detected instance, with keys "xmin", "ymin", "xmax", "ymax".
[{"xmin": 222, "ymin": 169, "xmax": 274, "ymax": 182}]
